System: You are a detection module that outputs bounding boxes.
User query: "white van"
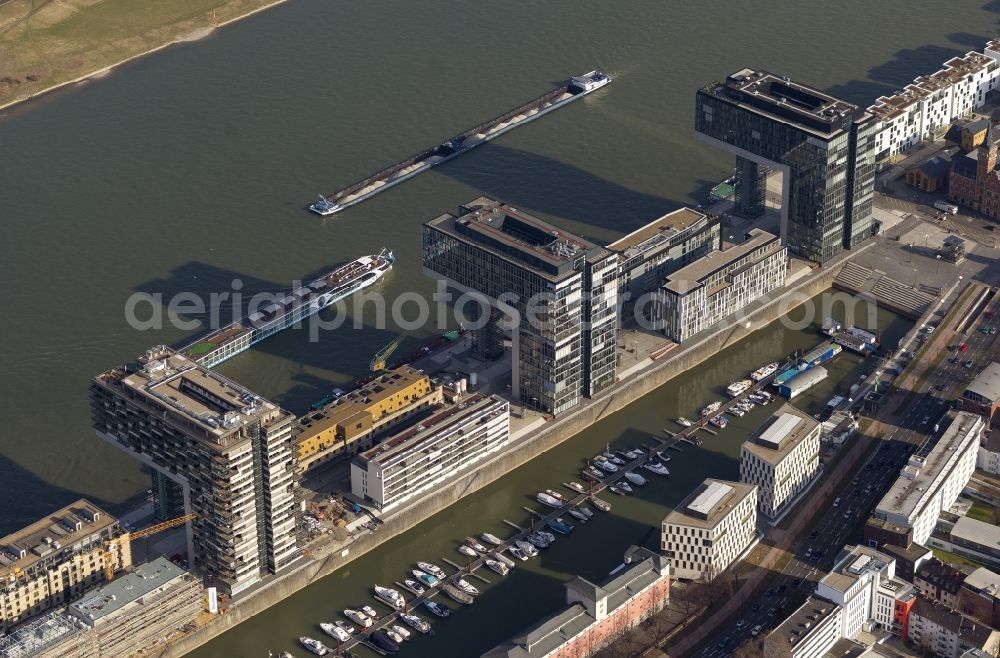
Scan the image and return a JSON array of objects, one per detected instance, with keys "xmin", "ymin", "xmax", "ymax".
[
  {"xmin": 833, "ymin": 497, "xmax": 842, "ymax": 508},
  {"xmin": 934, "ymin": 200, "xmax": 959, "ymax": 214}
]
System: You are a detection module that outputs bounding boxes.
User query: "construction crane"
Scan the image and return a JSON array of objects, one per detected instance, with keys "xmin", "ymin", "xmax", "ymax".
[
  {"xmin": 370, "ymin": 335, "xmax": 405, "ymax": 372},
  {"xmin": 103, "ymin": 513, "xmax": 197, "ymax": 582}
]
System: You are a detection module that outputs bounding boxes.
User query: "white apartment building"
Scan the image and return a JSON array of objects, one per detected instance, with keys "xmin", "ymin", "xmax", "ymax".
[
  {"xmin": 872, "ymin": 412, "xmax": 983, "ymax": 546},
  {"xmin": 661, "ymin": 479, "xmax": 757, "ymax": 580},
  {"xmin": 909, "ymin": 598, "xmax": 1000, "ymax": 658},
  {"xmin": 740, "ymin": 404, "xmax": 821, "ymax": 519},
  {"xmin": 870, "ymin": 44, "xmax": 1000, "ymax": 161},
  {"xmin": 351, "ymin": 393, "xmax": 510, "ymax": 511},
  {"xmin": 816, "ymin": 545, "xmax": 914, "ymax": 640},
  {"xmin": 765, "ymin": 597, "xmax": 843, "ymax": 658},
  {"xmin": 655, "ymin": 229, "xmax": 787, "ymax": 343}
]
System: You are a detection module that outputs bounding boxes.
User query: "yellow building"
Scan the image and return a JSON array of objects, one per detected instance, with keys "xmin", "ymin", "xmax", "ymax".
[
  {"xmin": 296, "ymin": 366, "xmax": 442, "ymax": 471},
  {"xmin": 0, "ymin": 500, "xmax": 130, "ymax": 632}
]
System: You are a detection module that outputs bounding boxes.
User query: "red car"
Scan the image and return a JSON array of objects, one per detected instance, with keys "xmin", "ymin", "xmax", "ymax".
[{"xmin": 959, "ymin": 343, "xmax": 969, "ymax": 353}]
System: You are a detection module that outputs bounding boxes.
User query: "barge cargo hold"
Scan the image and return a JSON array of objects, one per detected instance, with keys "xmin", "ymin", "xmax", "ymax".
[
  {"xmin": 309, "ymin": 71, "xmax": 611, "ymax": 216},
  {"xmin": 181, "ymin": 250, "xmax": 394, "ymax": 368}
]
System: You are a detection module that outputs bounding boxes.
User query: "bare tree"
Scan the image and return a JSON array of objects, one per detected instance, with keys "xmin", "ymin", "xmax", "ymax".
[{"xmin": 732, "ymin": 637, "xmax": 765, "ymax": 658}]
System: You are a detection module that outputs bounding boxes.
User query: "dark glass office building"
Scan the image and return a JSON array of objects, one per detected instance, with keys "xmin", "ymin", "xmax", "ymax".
[
  {"xmin": 695, "ymin": 69, "xmax": 877, "ymax": 262},
  {"xmin": 422, "ymin": 197, "xmax": 618, "ymax": 415}
]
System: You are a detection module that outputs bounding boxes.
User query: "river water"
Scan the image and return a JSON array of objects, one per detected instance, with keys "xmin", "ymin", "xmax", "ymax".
[{"xmin": 0, "ymin": 0, "xmax": 992, "ymax": 655}]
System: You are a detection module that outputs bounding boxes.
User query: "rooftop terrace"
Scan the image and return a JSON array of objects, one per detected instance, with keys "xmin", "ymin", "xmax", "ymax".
[
  {"xmin": 665, "ymin": 478, "xmax": 755, "ymax": 528},
  {"xmin": 742, "ymin": 403, "xmax": 819, "ymax": 464},
  {"xmin": 606, "ymin": 207, "xmax": 715, "ymax": 257}
]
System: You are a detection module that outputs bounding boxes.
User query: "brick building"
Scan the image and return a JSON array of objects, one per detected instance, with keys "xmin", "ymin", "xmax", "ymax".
[{"xmin": 949, "ymin": 125, "xmax": 1000, "ymax": 220}]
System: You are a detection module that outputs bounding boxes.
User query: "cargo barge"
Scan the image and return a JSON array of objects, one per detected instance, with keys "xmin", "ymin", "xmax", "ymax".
[
  {"xmin": 181, "ymin": 250, "xmax": 394, "ymax": 368},
  {"xmin": 309, "ymin": 71, "xmax": 611, "ymax": 216},
  {"xmin": 821, "ymin": 319, "xmax": 878, "ymax": 354}
]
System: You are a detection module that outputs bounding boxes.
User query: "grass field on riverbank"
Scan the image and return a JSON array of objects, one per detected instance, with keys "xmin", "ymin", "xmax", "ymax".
[{"xmin": 0, "ymin": 0, "xmax": 284, "ymax": 110}]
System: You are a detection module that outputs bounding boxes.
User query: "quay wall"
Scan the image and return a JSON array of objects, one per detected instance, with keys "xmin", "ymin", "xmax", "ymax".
[{"xmin": 151, "ymin": 261, "xmax": 843, "ymax": 658}]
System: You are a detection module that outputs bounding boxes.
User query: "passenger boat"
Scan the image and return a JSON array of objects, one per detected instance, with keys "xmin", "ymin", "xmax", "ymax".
[
  {"xmin": 515, "ymin": 539, "xmax": 539, "ymax": 557},
  {"xmin": 537, "ymin": 492, "xmax": 563, "ymax": 508},
  {"xmin": 458, "ymin": 544, "xmax": 478, "ymax": 557},
  {"xmin": 392, "ymin": 625, "xmax": 411, "ymax": 641},
  {"xmin": 373, "ymin": 585, "xmax": 406, "ymax": 610},
  {"xmin": 701, "ymin": 401, "xmax": 723, "ymax": 416},
  {"xmin": 751, "ymin": 362, "xmax": 779, "ymax": 382},
  {"xmin": 677, "ymin": 417, "xmax": 694, "ymax": 427},
  {"xmin": 643, "ymin": 461, "xmax": 669, "ymax": 476},
  {"xmin": 412, "ymin": 569, "xmax": 439, "ymax": 587},
  {"xmin": 335, "ymin": 620, "xmax": 356, "ymax": 634},
  {"xmin": 300, "ymin": 636, "xmax": 330, "ymax": 656},
  {"xmin": 709, "ymin": 415, "xmax": 729, "ymax": 429},
  {"xmin": 371, "ymin": 629, "xmax": 400, "ymax": 654},
  {"xmin": 565, "ymin": 481, "xmax": 586, "ymax": 494},
  {"xmin": 464, "ymin": 537, "xmax": 488, "ymax": 552},
  {"xmin": 481, "ymin": 532, "xmax": 503, "ymax": 546},
  {"xmin": 566, "ymin": 507, "xmax": 589, "ymax": 523},
  {"xmin": 424, "ymin": 600, "xmax": 451, "ymax": 617},
  {"xmin": 455, "ymin": 578, "xmax": 480, "ymax": 595},
  {"xmin": 509, "ymin": 546, "xmax": 530, "ymax": 560},
  {"xmin": 624, "ymin": 471, "xmax": 647, "ymax": 486},
  {"xmin": 404, "ymin": 578, "xmax": 426, "ymax": 594},
  {"xmin": 321, "ymin": 622, "xmax": 352, "ymax": 643},
  {"xmin": 417, "ymin": 562, "xmax": 446, "ymax": 579},
  {"xmin": 486, "ymin": 558, "xmax": 510, "ymax": 575},
  {"xmin": 590, "ymin": 496, "xmax": 611, "ymax": 512},
  {"xmin": 361, "ymin": 605, "xmax": 378, "ymax": 619},
  {"xmin": 547, "ymin": 518, "xmax": 574, "ymax": 535},
  {"xmin": 400, "ymin": 613, "xmax": 433, "ymax": 634},
  {"xmin": 344, "ymin": 609, "xmax": 372, "ymax": 628}
]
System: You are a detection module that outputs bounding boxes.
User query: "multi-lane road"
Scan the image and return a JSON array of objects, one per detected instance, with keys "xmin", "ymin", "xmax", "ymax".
[{"xmin": 694, "ymin": 287, "xmax": 1000, "ymax": 657}]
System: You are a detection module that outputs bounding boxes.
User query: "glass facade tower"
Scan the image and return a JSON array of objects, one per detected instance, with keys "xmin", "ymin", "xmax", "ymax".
[{"xmin": 695, "ymin": 69, "xmax": 877, "ymax": 262}]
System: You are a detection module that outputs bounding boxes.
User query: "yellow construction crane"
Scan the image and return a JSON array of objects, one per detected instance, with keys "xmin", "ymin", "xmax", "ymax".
[
  {"xmin": 370, "ymin": 335, "xmax": 405, "ymax": 372},
  {"xmin": 103, "ymin": 513, "xmax": 197, "ymax": 582}
]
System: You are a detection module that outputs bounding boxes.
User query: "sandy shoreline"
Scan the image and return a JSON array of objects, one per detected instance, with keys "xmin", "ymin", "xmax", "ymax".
[{"xmin": 0, "ymin": 0, "xmax": 288, "ymax": 115}]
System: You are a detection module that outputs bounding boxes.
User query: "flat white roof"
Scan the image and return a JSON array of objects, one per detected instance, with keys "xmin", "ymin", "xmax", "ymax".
[
  {"xmin": 758, "ymin": 413, "xmax": 802, "ymax": 449},
  {"xmin": 689, "ymin": 482, "xmax": 733, "ymax": 516}
]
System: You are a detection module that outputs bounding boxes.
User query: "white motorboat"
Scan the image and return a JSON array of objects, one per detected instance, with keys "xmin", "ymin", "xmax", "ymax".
[
  {"xmin": 482, "ymin": 532, "xmax": 503, "ymax": 546},
  {"xmin": 526, "ymin": 532, "xmax": 550, "ymax": 549},
  {"xmin": 624, "ymin": 471, "xmax": 647, "ymax": 486},
  {"xmin": 709, "ymin": 415, "xmax": 729, "ymax": 429},
  {"xmin": 417, "ymin": 562, "xmax": 446, "ymax": 579},
  {"xmin": 300, "ymin": 636, "xmax": 330, "ymax": 656},
  {"xmin": 424, "ymin": 600, "xmax": 450, "ymax": 618},
  {"xmin": 590, "ymin": 496, "xmax": 611, "ymax": 512},
  {"xmin": 486, "ymin": 558, "xmax": 510, "ymax": 575},
  {"xmin": 386, "ymin": 629, "xmax": 405, "ymax": 644},
  {"xmin": 584, "ymin": 466, "xmax": 606, "ymax": 479},
  {"xmin": 567, "ymin": 507, "xmax": 589, "ymax": 523},
  {"xmin": 412, "ymin": 569, "xmax": 438, "ymax": 587},
  {"xmin": 509, "ymin": 546, "xmax": 530, "ymax": 561},
  {"xmin": 751, "ymin": 362, "xmax": 779, "ymax": 382},
  {"xmin": 544, "ymin": 489, "xmax": 566, "ymax": 501},
  {"xmin": 335, "ymin": 620, "xmax": 355, "ymax": 634},
  {"xmin": 608, "ymin": 485, "xmax": 627, "ymax": 496},
  {"xmin": 538, "ymin": 530, "xmax": 556, "ymax": 543},
  {"xmin": 702, "ymin": 401, "xmax": 723, "ymax": 416},
  {"xmin": 617, "ymin": 481, "xmax": 633, "ymax": 494},
  {"xmin": 595, "ymin": 459, "xmax": 618, "ymax": 473},
  {"xmin": 464, "ymin": 537, "xmax": 488, "ymax": 552},
  {"xmin": 404, "ymin": 578, "xmax": 426, "ymax": 594},
  {"xmin": 643, "ymin": 461, "xmax": 669, "ymax": 476},
  {"xmin": 458, "ymin": 544, "xmax": 478, "ymax": 557},
  {"xmin": 373, "ymin": 585, "xmax": 406, "ymax": 610},
  {"xmin": 730, "ymin": 406, "xmax": 745, "ymax": 417},
  {"xmin": 727, "ymin": 379, "xmax": 753, "ymax": 397},
  {"xmin": 676, "ymin": 417, "xmax": 694, "ymax": 427},
  {"xmin": 455, "ymin": 578, "xmax": 480, "ymax": 596},
  {"xmin": 344, "ymin": 609, "xmax": 372, "ymax": 628},
  {"xmin": 537, "ymin": 492, "xmax": 563, "ymax": 508},
  {"xmin": 320, "ymin": 622, "xmax": 351, "ymax": 643},
  {"xmin": 515, "ymin": 539, "xmax": 539, "ymax": 557},
  {"xmin": 578, "ymin": 504, "xmax": 594, "ymax": 518},
  {"xmin": 400, "ymin": 613, "xmax": 433, "ymax": 634},
  {"xmin": 361, "ymin": 605, "xmax": 378, "ymax": 619},
  {"xmin": 565, "ymin": 481, "xmax": 586, "ymax": 494},
  {"xmin": 606, "ymin": 454, "xmax": 625, "ymax": 465},
  {"xmin": 392, "ymin": 624, "xmax": 412, "ymax": 640}
]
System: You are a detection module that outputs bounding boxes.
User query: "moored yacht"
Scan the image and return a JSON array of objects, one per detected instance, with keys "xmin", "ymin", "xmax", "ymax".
[
  {"xmin": 509, "ymin": 546, "xmax": 530, "ymax": 561},
  {"xmin": 404, "ymin": 578, "xmax": 425, "ymax": 594},
  {"xmin": 727, "ymin": 379, "xmax": 753, "ymax": 397},
  {"xmin": 458, "ymin": 544, "xmax": 478, "ymax": 557},
  {"xmin": 701, "ymin": 401, "xmax": 723, "ymax": 416},
  {"xmin": 344, "ymin": 609, "xmax": 372, "ymax": 628},
  {"xmin": 373, "ymin": 585, "xmax": 406, "ymax": 610},
  {"xmin": 321, "ymin": 622, "xmax": 352, "ymax": 643},
  {"xmin": 424, "ymin": 600, "xmax": 451, "ymax": 617},
  {"xmin": 300, "ymin": 636, "xmax": 330, "ymax": 656},
  {"xmin": 536, "ymin": 492, "xmax": 563, "ymax": 508},
  {"xmin": 565, "ymin": 481, "xmax": 586, "ymax": 494},
  {"xmin": 486, "ymin": 558, "xmax": 510, "ymax": 575},
  {"xmin": 464, "ymin": 537, "xmax": 488, "ymax": 553},
  {"xmin": 481, "ymin": 532, "xmax": 503, "ymax": 546},
  {"xmin": 400, "ymin": 612, "xmax": 433, "ymax": 634},
  {"xmin": 590, "ymin": 496, "xmax": 611, "ymax": 511},
  {"xmin": 624, "ymin": 471, "xmax": 647, "ymax": 486},
  {"xmin": 676, "ymin": 417, "xmax": 694, "ymax": 427},
  {"xmin": 566, "ymin": 507, "xmax": 589, "ymax": 523},
  {"xmin": 412, "ymin": 569, "xmax": 438, "ymax": 586},
  {"xmin": 515, "ymin": 539, "xmax": 539, "ymax": 557},
  {"xmin": 417, "ymin": 562, "xmax": 446, "ymax": 579},
  {"xmin": 751, "ymin": 362, "xmax": 779, "ymax": 382},
  {"xmin": 455, "ymin": 578, "xmax": 480, "ymax": 596}
]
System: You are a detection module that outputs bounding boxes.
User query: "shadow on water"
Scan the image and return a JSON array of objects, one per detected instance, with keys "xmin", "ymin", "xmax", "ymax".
[
  {"xmin": 0, "ymin": 453, "xmax": 149, "ymax": 536},
  {"xmin": 437, "ymin": 143, "xmax": 681, "ymax": 234}
]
